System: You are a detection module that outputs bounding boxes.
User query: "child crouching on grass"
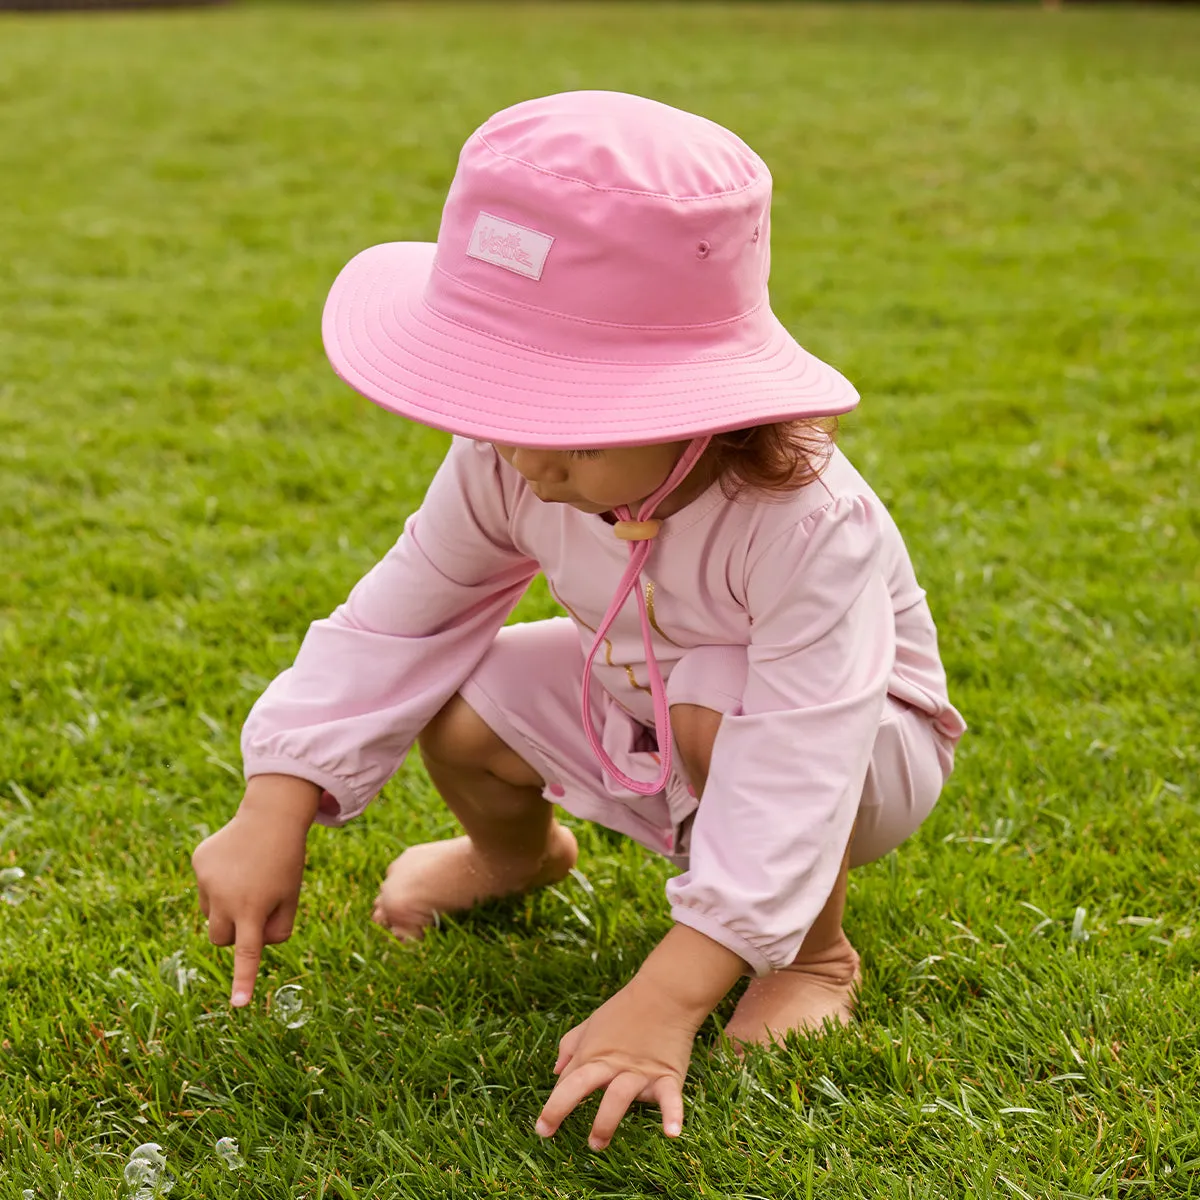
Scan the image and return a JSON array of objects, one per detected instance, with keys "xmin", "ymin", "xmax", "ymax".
[{"xmin": 191, "ymin": 90, "xmax": 966, "ymax": 1151}]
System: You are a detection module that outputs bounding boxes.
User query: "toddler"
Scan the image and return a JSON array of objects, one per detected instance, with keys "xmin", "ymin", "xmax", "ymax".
[{"xmin": 192, "ymin": 90, "xmax": 966, "ymax": 1152}]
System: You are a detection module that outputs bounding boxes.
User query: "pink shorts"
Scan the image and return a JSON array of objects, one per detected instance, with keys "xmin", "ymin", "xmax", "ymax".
[{"xmin": 460, "ymin": 617, "xmax": 955, "ymax": 872}]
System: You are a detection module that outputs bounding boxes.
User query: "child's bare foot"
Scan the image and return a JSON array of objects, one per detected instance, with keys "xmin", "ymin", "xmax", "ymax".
[
  {"xmin": 371, "ymin": 821, "xmax": 578, "ymax": 941},
  {"xmin": 720, "ymin": 932, "xmax": 861, "ymax": 1052}
]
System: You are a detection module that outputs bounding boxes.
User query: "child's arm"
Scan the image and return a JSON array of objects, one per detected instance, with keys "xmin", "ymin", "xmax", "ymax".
[
  {"xmin": 194, "ymin": 439, "xmax": 538, "ymax": 1003},
  {"xmin": 239, "ymin": 438, "xmax": 538, "ymax": 828},
  {"xmin": 665, "ymin": 492, "xmax": 893, "ymax": 976},
  {"xmin": 535, "ymin": 494, "xmax": 893, "ymax": 1147}
]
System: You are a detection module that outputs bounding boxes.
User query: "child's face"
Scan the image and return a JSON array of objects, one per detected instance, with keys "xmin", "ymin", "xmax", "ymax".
[{"xmin": 492, "ymin": 440, "xmax": 697, "ymax": 516}]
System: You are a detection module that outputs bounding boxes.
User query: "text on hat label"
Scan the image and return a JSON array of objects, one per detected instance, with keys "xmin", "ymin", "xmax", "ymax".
[{"xmin": 466, "ymin": 211, "xmax": 555, "ymax": 281}]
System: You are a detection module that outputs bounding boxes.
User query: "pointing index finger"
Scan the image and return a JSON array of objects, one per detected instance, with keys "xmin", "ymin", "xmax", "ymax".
[{"xmin": 230, "ymin": 923, "xmax": 264, "ymax": 1007}]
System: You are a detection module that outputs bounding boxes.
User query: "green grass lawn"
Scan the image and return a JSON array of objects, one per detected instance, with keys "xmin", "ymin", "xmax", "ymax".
[{"xmin": 2, "ymin": 2, "xmax": 1198, "ymax": 1196}]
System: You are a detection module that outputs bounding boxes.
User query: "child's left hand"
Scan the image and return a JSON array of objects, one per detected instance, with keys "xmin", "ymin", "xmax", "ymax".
[{"xmin": 535, "ymin": 973, "xmax": 700, "ymax": 1150}]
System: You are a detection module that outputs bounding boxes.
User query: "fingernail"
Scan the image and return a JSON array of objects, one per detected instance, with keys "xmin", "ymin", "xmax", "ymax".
[
  {"xmin": 535, "ymin": 1120, "xmax": 551, "ymax": 1137},
  {"xmin": 588, "ymin": 1138, "xmax": 605, "ymax": 1152},
  {"xmin": 231, "ymin": 991, "xmax": 250, "ymax": 1007},
  {"xmin": 665, "ymin": 1121, "xmax": 681, "ymax": 1136}
]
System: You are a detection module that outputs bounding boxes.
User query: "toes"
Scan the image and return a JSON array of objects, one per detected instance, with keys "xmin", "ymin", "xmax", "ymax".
[
  {"xmin": 387, "ymin": 923, "xmax": 424, "ymax": 943},
  {"xmin": 373, "ymin": 895, "xmax": 413, "ymax": 935},
  {"xmin": 370, "ymin": 909, "xmax": 420, "ymax": 942},
  {"xmin": 372, "ymin": 893, "xmax": 431, "ymax": 942}
]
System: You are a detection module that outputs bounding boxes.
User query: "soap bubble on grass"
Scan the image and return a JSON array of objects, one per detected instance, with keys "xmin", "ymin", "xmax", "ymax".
[
  {"xmin": 158, "ymin": 950, "xmax": 199, "ymax": 994},
  {"xmin": 215, "ymin": 1137, "xmax": 245, "ymax": 1170},
  {"xmin": 272, "ymin": 984, "xmax": 310, "ymax": 1029},
  {"xmin": 1, "ymin": 865, "xmax": 26, "ymax": 905},
  {"xmin": 124, "ymin": 1143, "xmax": 174, "ymax": 1198}
]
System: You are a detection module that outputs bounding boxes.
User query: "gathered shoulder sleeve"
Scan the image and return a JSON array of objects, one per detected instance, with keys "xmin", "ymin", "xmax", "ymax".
[
  {"xmin": 665, "ymin": 493, "xmax": 894, "ymax": 975},
  {"xmin": 241, "ymin": 438, "xmax": 538, "ymax": 825}
]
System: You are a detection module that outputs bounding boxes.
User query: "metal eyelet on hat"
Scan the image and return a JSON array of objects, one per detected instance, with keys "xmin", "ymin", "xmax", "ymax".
[
  {"xmin": 752, "ymin": 225, "xmax": 760, "ymax": 243},
  {"xmin": 696, "ymin": 241, "xmax": 711, "ymax": 259}
]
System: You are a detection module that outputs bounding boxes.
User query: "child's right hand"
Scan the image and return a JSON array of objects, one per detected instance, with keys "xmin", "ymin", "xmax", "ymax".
[{"xmin": 191, "ymin": 774, "xmax": 322, "ymax": 1007}]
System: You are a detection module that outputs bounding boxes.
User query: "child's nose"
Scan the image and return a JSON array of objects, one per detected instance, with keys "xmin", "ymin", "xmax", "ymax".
[{"xmin": 510, "ymin": 448, "xmax": 567, "ymax": 485}]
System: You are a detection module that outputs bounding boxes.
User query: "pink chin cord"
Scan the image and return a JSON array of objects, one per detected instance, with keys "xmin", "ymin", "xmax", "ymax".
[{"xmin": 579, "ymin": 435, "xmax": 713, "ymax": 796}]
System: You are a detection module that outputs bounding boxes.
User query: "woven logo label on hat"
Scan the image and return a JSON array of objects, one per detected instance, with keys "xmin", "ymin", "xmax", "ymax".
[{"xmin": 466, "ymin": 212, "xmax": 554, "ymax": 281}]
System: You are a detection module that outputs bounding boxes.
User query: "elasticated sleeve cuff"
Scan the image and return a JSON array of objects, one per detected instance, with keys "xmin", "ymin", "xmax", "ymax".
[
  {"xmin": 242, "ymin": 756, "xmax": 371, "ymax": 827},
  {"xmin": 669, "ymin": 904, "xmax": 771, "ymax": 979}
]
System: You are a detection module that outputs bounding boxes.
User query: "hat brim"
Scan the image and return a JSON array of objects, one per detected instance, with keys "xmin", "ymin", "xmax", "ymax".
[{"xmin": 321, "ymin": 242, "xmax": 859, "ymax": 449}]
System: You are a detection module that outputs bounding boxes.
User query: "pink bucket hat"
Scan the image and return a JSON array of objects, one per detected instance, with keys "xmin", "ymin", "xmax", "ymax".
[{"xmin": 321, "ymin": 90, "xmax": 859, "ymax": 449}]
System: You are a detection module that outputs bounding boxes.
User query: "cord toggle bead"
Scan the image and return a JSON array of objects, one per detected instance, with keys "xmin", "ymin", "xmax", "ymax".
[{"xmin": 612, "ymin": 519, "xmax": 662, "ymax": 541}]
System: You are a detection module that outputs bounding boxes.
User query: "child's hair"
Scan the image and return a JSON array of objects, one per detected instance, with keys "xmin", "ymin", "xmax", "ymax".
[{"xmin": 707, "ymin": 416, "xmax": 840, "ymax": 500}]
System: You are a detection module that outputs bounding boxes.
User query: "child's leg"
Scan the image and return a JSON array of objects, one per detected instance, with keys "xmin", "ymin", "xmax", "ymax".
[
  {"xmin": 670, "ymin": 702, "xmax": 857, "ymax": 1047},
  {"xmin": 420, "ymin": 693, "xmax": 562, "ymax": 872},
  {"xmin": 372, "ymin": 693, "xmax": 577, "ymax": 941},
  {"xmin": 670, "ymin": 696, "xmax": 950, "ymax": 1051},
  {"xmin": 719, "ymin": 831, "xmax": 860, "ymax": 1050}
]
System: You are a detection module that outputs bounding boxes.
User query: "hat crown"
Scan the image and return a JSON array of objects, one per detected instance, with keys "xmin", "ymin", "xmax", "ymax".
[
  {"xmin": 426, "ymin": 91, "xmax": 774, "ymax": 354},
  {"xmin": 475, "ymin": 90, "xmax": 763, "ymax": 199}
]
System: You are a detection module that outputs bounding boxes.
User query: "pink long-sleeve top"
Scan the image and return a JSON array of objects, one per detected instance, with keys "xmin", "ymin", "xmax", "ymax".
[{"xmin": 242, "ymin": 436, "xmax": 966, "ymax": 976}]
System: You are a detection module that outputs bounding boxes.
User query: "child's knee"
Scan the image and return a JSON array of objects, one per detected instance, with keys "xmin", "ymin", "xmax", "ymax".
[
  {"xmin": 418, "ymin": 694, "xmax": 543, "ymax": 787},
  {"xmin": 669, "ymin": 703, "xmax": 723, "ymax": 798}
]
